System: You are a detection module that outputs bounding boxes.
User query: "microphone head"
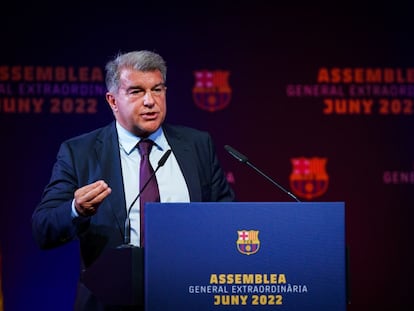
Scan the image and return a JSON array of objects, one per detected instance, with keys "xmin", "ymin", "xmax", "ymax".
[
  {"xmin": 224, "ymin": 145, "xmax": 248, "ymax": 163},
  {"xmin": 158, "ymin": 149, "xmax": 172, "ymax": 166}
]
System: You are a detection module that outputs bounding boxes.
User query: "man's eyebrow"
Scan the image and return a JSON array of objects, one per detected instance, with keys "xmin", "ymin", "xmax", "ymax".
[
  {"xmin": 125, "ymin": 82, "xmax": 165, "ymax": 91},
  {"xmin": 125, "ymin": 85, "xmax": 143, "ymax": 91},
  {"xmin": 151, "ymin": 82, "xmax": 166, "ymax": 88}
]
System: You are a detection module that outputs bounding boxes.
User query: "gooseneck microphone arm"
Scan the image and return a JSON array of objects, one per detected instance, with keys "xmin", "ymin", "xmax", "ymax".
[
  {"xmin": 123, "ymin": 149, "xmax": 172, "ymax": 246},
  {"xmin": 224, "ymin": 145, "xmax": 300, "ymax": 202}
]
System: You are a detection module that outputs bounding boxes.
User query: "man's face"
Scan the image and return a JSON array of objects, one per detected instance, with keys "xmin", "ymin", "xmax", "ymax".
[{"xmin": 106, "ymin": 68, "xmax": 167, "ymax": 137}]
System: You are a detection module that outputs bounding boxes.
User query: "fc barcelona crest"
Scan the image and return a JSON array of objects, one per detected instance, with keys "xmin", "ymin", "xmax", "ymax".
[
  {"xmin": 289, "ymin": 157, "xmax": 329, "ymax": 200},
  {"xmin": 236, "ymin": 230, "xmax": 260, "ymax": 255},
  {"xmin": 193, "ymin": 70, "xmax": 231, "ymax": 112}
]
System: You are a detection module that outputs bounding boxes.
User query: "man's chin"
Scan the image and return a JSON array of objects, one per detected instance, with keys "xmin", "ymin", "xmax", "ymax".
[{"xmin": 134, "ymin": 122, "xmax": 162, "ymax": 137}]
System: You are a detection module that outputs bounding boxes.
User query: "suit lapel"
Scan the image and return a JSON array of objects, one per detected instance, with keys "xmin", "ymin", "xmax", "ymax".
[
  {"xmin": 163, "ymin": 125, "xmax": 202, "ymax": 201},
  {"xmin": 94, "ymin": 122, "xmax": 127, "ymax": 234}
]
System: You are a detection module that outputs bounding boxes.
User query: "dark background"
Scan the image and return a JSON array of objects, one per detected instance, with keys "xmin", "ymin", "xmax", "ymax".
[{"xmin": 1, "ymin": 1, "xmax": 413, "ymax": 310}]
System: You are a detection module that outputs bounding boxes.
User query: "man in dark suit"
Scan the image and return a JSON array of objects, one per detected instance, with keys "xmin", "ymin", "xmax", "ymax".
[{"xmin": 31, "ymin": 50, "xmax": 235, "ymax": 311}]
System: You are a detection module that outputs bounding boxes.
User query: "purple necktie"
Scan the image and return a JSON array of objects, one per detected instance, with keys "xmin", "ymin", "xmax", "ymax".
[{"xmin": 138, "ymin": 139, "xmax": 160, "ymax": 247}]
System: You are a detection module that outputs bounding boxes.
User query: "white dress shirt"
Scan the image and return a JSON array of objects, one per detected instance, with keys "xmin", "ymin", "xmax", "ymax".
[{"xmin": 116, "ymin": 122, "xmax": 190, "ymax": 246}]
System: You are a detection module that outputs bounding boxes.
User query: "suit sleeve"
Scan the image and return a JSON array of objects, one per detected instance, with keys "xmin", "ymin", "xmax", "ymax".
[{"xmin": 31, "ymin": 142, "xmax": 89, "ymax": 249}]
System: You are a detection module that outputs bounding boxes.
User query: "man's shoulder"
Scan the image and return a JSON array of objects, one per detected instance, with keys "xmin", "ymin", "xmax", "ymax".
[
  {"xmin": 163, "ymin": 123, "xmax": 209, "ymax": 138},
  {"xmin": 63, "ymin": 122, "xmax": 115, "ymax": 145}
]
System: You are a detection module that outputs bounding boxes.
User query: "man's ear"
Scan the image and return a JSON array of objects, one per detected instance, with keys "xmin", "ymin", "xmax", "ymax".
[{"xmin": 106, "ymin": 93, "xmax": 117, "ymax": 112}]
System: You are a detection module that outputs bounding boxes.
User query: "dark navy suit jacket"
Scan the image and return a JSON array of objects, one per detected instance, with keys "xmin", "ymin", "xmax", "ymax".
[{"xmin": 32, "ymin": 121, "xmax": 235, "ymax": 310}]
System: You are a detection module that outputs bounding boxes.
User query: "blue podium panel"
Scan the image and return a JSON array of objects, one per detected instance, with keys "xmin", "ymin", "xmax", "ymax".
[{"xmin": 144, "ymin": 202, "xmax": 346, "ymax": 311}]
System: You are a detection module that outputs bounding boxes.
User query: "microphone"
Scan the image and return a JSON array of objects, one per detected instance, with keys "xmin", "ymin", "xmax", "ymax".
[
  {"xmin": 120, "ymin": 149, "xmax": 172, "ymax": 247},
  {"xmin": 224, "ymin": 145, "xmax": 300, "ymax": 202}
]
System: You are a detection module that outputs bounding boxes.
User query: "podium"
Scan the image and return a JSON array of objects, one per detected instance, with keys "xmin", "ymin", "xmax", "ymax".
[
  {"xmin": 81, "ymin": 202, "xmax": 346, "ymax": 310},
  {"xmin": 144, "ymin": 202, "xmax": 346, "ymax": 311},
  {"xmin": 81, "ymin": 245, "xmax": 144, "ymax": 307}
]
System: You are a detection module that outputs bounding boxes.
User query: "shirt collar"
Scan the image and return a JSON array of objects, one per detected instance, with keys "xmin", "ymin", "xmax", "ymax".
[{"xmin": 116, "ymin": 121, "xmax": 168, "ymax": 154}]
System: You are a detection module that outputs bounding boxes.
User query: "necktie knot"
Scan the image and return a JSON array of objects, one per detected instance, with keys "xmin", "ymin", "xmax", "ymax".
[{"xmin": 138, "ymin": 139, "xmax": 154, "ymax": 156}]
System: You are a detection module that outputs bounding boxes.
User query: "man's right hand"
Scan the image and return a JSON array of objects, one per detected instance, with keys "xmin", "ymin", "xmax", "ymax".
[{"xmin": 74, "ymin": 180, "xmax": 112, "ymax": 217}]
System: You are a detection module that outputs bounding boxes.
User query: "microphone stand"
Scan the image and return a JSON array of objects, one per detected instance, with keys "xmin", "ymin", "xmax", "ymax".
[
  {"xmin": 119, "ymin": 149, "xmax": 172, "ymax": 248},
  {"xmin": 224, "ymin": 145, "xmax": 300, "ymax": 202}
]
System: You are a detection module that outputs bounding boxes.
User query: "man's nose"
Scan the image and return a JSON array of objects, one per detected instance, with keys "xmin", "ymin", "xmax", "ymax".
[{"xmin": 143, "ymin": 91, "xmax": 155, "ymax": 105}]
